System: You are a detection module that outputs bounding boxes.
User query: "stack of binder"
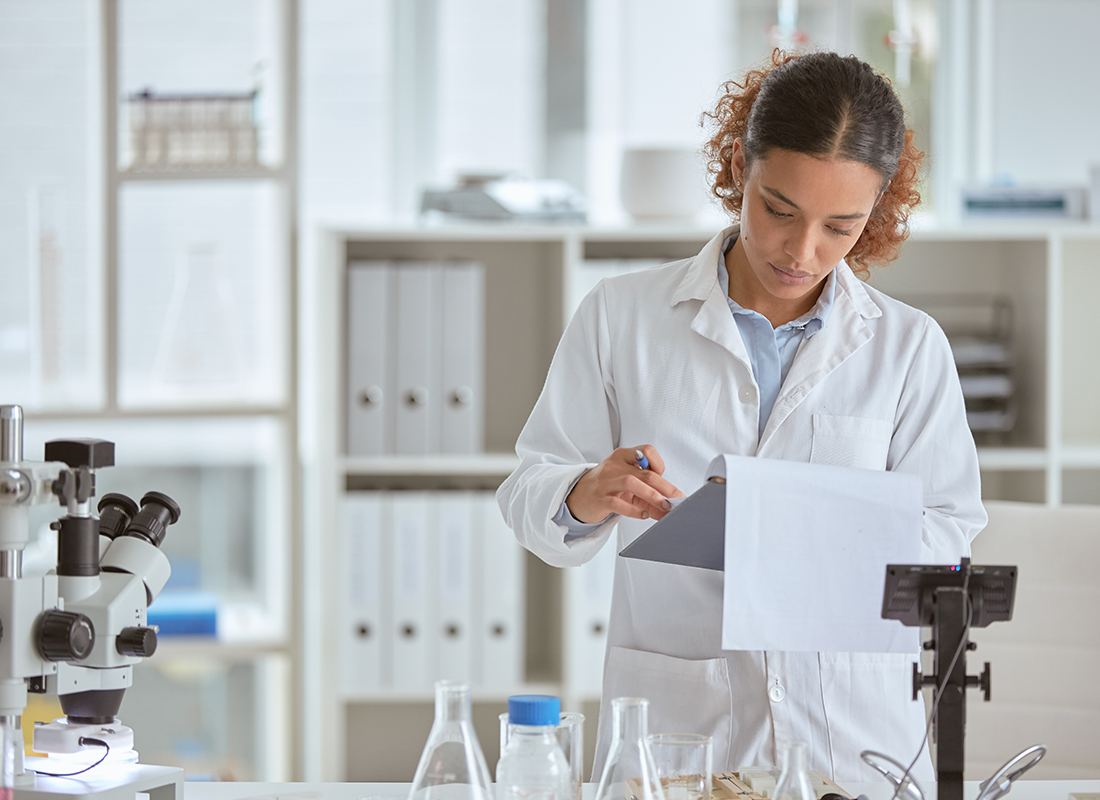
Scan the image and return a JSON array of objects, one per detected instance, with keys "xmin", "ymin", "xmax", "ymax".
[
  {"xmin": 346, "ymin": 261, "xmax": 486, "ymax": 456},
  {"xmin": 336, "ymin": 491, "xmax": 525, "ymax": 694},
  {"xmin": 563, "ymin": 540, "xmax": 616, "ymax": 698}
]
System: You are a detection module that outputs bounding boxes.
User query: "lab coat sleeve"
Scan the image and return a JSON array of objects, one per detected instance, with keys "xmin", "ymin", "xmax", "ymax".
[
  {"xmin": 496, "ymin": 283, "xmax": 622, "ymax": 568},
  {"xmin": 889, "ymin": 315, "xmax": 988, "ymax": 563}
]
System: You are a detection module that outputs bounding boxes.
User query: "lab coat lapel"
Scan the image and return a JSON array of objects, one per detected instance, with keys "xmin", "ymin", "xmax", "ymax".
[
  {"xmin": 760, "ymin": 264, "xmax": 880, "ymax": 445},
  {"xmin": 674, "ymin": 226, "xmax": 754, "ymax": 371}
]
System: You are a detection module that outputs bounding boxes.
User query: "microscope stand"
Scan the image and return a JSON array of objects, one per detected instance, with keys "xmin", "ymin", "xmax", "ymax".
[{"xmin": 16, "ymin": 759, "xmax": 184, "ymax": 800}]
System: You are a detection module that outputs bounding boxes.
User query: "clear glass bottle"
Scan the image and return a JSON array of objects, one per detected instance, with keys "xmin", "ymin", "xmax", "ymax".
[
  {"xmin": 408, "ymin": 681, "xmax": 493, "ymax": 800},
  {"xmin": 593, "ymin": 697, "xmax": 666, "ymax": 800},
  {"xmin": 496, "ymin": 695, "xmax": 572, "ymax": 800},
  {"xmin": 772, "ymin": 741, "xmax": 816, "ymax": 800}
]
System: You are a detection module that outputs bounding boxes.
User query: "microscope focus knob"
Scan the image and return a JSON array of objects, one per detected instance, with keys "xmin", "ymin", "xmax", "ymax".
[
  {"xmin": 36, "ymin": 610, "xmax": 95, "ymax": 661},
  {"xmin": 116, "ymin": 626, "xmax": 158, "ymax": 658}
]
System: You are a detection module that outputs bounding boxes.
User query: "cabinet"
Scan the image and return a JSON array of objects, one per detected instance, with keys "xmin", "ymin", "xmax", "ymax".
[
  {"xmin": 306, "ymin": 220, "xmax": 1100, "ymax": 782},
  {"xmin": 1, "ymin": 0, "xmax": 298, "ymax": 781}
]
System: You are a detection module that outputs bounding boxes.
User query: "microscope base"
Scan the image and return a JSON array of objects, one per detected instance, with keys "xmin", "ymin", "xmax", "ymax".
[{"xmin": 15, "ymin": 758, "xmax": 183, "ymax": 800}]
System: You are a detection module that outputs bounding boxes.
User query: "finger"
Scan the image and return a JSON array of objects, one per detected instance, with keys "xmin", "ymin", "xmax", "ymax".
[
  {"xmin": 628, "ymin": 492, "xmax": 672, "ymax": 521},
  {"xmin": 631, "ymin": 446, "xmax": 686, "ymax": 498},
  {"xmin": 617, "ymin": 473, "xmax": 674, "ymax": 514},
  {"xmin": 606, "ymin": 494, "xmax": 650, "ymax": 520}
]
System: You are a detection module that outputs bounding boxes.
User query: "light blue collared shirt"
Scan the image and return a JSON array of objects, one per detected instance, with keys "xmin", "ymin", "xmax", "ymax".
[{"xmin": 553, "ymin": 233, "xmax": 838, "ymax": 534}]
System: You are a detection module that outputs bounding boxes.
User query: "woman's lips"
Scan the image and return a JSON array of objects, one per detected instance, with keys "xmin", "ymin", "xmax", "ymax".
[{"xmin": 770, "ymin": 263, "xmax": 814, "ymax": 286}]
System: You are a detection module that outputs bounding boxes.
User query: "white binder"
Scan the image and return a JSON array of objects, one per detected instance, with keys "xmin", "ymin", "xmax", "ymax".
[
  {"xmin": 440, "ymin": 263, "xmax": 485, "ymax": 454},
  {"xmin": 346, "ymin": 262, "xmax": 394, "ymax": 455},
  {"xmin": 565, "ymin": 539, "xmax": 616, "ymax": 698},
  {"xmin": 478, "ymin": 492, "xmax": 525, "ymax": 689},
  {"xmin": 390, "ymin": 492, "xmax": 436, "ymax": 690},
  {"xmin": 394, "ymin": 264, "xmax": 442, "ymax": 454},
  {"xmin": 338, "ymin": 493, "xmax": 387, "ymax": 693},
  {"xmin": 435, "ymin": 492, "xmax": 477, "ymax": 683}
]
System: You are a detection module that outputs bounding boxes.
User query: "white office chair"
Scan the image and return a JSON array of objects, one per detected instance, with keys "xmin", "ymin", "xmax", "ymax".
[{"xmin": 964, "ymin": 500, "xmax": 1100, "ymax": 780}]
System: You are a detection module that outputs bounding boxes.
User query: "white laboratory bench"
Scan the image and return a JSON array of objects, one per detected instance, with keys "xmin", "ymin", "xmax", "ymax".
[{"xmin": 182, "ymin": 782, "xmax": 1100, "ymax": 800}]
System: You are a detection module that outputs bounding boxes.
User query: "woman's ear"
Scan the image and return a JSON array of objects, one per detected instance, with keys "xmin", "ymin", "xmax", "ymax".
[{"xmin": 730, "ymin": 138, "xmax": 747, "ymax": 189}]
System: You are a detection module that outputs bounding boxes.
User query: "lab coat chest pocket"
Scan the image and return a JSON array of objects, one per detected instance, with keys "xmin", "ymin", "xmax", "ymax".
[
  {"xmin": 598, "ymin": 646, "xmax": 732, "ymax": 770},
  {"xmin": 809, "ymin": 414, "xmax": 892, "ymax": 471}
]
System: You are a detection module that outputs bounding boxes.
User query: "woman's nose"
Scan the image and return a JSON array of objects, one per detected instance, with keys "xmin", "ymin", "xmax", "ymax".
[{"xmin": 783, "ymin": 223, "xmax": 816, "ymax": 264}]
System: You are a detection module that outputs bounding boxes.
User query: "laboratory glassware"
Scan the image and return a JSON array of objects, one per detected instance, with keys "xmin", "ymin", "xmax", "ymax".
[
  {"xmin": 592, "ymin": 697, "xmax": 665, "ymax": 800},
  {"xmin": 497, "ymin": 695, "xmax": 572, "ymax": 800},
  {"xmin": 499, "ymin": 710, "xmax": 584, "ymax": 800},
  {"xmin": 408, "ymin": 681, "xmax": 493, "ymax": 800},
  {"xmin": 647, "ymin": 733, "xmax": 712, "ymax": 800},
  {"xmin": 772, "ymin": 741, "xmax": 815, "ymax": 800}
]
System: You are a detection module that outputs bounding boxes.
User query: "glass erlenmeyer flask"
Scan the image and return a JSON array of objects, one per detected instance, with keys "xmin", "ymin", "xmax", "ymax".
[
  {"xmin": 593, "ymin": 697, "xmax": 665, "ymax": 800},
  {"xmin": 408, "ymin": 681, "xmax": 493, "ymax": 800},
  {"xmin": 150, "ymin": 244, "xmax": 249, "ymax": 402},
  {"xmin": 772, "ymin": 741, "xmax": 815, "ymax": 800}
]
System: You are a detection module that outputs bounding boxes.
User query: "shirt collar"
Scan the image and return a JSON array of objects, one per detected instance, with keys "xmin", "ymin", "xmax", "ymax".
[{"xmin": 716, "ymin": 232, "xmax": 836, "ymax": 336}]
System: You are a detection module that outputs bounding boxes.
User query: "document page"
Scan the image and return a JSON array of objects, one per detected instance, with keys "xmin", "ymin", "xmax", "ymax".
[{"xmin": 719, "ymin": 455, "xmax": 922, "ymax": 653}]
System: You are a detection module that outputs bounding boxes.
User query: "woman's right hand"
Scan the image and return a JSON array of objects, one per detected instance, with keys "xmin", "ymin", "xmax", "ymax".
[{"xmin": 565, "ymin": 445, "xmax": 685, "ymax": 524}]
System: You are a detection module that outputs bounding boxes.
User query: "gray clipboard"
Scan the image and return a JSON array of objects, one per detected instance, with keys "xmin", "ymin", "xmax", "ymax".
[{"xmin": 618, "ymin": 478, "xmax": 726, "ymax": 571}]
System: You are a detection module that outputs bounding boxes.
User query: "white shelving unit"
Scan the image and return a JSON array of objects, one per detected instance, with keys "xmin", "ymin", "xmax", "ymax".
[
  {"xmin": 6, "ymin": 0, "xmax": 300, "ymax": 782},
  {"xmin": 306, "ymin": 219, "xmax": 1100, "ymax": 782}
]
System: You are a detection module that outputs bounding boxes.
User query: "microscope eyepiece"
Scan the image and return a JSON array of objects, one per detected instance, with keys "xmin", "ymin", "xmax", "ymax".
[
  {"xmin": 98, "ymin": 493, "xmax": 139, "ymax": 540},
  {"xmin": 123, "ymin": 491, "xmax": 181, "ymax": 548}
]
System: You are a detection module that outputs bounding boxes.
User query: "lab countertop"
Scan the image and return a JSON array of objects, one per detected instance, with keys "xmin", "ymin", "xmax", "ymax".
[{"xmin": 182, "ymin": 781, "xmax": 1100, "ymax": 800}]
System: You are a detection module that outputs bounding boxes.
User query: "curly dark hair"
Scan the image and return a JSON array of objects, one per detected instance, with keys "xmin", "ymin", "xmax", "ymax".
[{"xmin": 703, "ymin": 50, "xmax": 924, "ymax": 275}]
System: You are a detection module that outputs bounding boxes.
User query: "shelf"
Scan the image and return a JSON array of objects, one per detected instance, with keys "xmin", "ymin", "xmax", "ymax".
[
  {"xmin": 338, "ymin": 682, "xmax": 563, "ymax": 704},
  {"xmin": 155, "ymin": 637, "xmax": 289, "ymax": 662},
  {"xmin": 977, "ymin": 447, "xmax": 1049, "ymax": 470},
  {"xmin": 1058, "ymin": 445, "xmax": 1100, "ymax": 468},
  {"xmin": 342, "ymin": 454, "xmax": 520, "ymax": 477},
  {"xmin": 118, "ymin": 166, "xmax": 286, "ymax": 183}
]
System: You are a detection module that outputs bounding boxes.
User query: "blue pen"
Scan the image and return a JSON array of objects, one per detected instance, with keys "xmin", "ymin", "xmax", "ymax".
[{"xmin": 634, "ymin": 449, "xmax": 649, "ymax": 470}]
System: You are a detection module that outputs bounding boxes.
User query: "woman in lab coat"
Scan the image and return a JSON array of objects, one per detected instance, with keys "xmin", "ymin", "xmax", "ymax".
[{"xmin": 496, "ymin": 51, "xmax": 986, "ymax": 783}]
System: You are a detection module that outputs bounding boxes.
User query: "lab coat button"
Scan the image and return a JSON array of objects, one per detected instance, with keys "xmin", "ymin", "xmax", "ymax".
[
  {"xmin": 738, "ymin": 385, "xmax": 756, "ymax": 404},
  {"xmin": 769, "ymin": 683, "xmax": 786, "ymax": 702}
]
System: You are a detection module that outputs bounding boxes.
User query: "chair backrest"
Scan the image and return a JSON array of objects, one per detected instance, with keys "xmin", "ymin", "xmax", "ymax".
[{"xmin": 964, "ymin": 500, "xmax": 1100, "ymax": 780}]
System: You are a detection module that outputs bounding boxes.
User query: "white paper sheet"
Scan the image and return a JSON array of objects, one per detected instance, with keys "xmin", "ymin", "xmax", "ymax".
[{"xmin": 718, "ymin": 454, "xmax": 922, "ymax": 653}]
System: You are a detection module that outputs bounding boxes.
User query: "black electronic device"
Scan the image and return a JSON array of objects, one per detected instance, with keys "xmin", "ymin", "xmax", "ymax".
[{"xmin": 880, "ymin": 559, "xmax": 1018, "ymax": 800}]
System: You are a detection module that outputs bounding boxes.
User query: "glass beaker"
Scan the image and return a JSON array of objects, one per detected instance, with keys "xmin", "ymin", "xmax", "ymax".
[
  {"xmin": 593, "ymin": 697, "xmax": 665, "ymax": 800},
  {"xmin": 647, "ymin": 733, "xmax": 711, "ymax": 800},
  {"xmin": 408, "ymin": 681, "xmax": 493, "ymax": 800},
  {"xmin": 772, "ymin": 741, "xmax": 815, "ymax": 800}
]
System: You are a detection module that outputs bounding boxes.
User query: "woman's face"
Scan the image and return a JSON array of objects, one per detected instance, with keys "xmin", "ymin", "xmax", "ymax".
[{"xmin": 730, "ymin": 141, "xmax": 883, "ymax": 312}]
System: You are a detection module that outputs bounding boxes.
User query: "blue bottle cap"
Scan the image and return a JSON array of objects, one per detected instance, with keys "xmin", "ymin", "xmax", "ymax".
[{"xmin": 507, "ymin": 695, "xmax": 561, "ymax": 726}]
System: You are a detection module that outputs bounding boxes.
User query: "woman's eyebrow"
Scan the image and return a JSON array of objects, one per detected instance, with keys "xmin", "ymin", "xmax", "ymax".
[{"xmin": 762, "ymin": 184, "xmax": 869, "ymax": 220}]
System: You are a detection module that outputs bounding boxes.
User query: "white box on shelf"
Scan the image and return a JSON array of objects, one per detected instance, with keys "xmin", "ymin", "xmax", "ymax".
[
  {"xmin": 394, "ymin": 265, "xmax": 443, "ymax": 455},
  {"xmin": 346, "ymin": 262, "xmax": 395, "ymax": 456},
  {"xmin": 338, "ymin": 493, "xmax": 388, "ymax": 693},
  {"xmin": 478, "ymin": 493, "xmax": 525, "ymax": 689},
  {"xmin": 440, "ymin": 263, "xmax": 486, "ymax": 454},
  {"xmin": 390, "ymin": 492, "xmax": 436, "ymax": 690},
  {"xmin": 435, "ymin": 492, "xmax": 478, "ymax": 683}
]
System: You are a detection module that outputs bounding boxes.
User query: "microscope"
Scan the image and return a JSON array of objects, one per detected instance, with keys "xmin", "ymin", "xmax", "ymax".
[{"xmin": 0, "ymin": 405, "xmax": 184, "ymax": 799}]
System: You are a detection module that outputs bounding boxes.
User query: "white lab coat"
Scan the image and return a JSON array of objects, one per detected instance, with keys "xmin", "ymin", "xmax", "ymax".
[{"xmin": 496, "ymin": 226, "xmax": 986, "ymax": 783}]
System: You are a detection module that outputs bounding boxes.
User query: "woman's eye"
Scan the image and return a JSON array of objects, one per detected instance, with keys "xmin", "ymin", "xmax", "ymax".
[
  {"xmin": 763, "ymin": 203, "xmax": 789, "ymax": 218},
  {"xmin": 829, "ymin": 226, "xmax": 853, "ymax": 237}
]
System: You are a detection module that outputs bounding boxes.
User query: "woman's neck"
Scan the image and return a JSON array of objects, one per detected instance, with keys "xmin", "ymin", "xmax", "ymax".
[{"xmin": 724, "ymin": 236, "xmax": 825, "ymax": 328}]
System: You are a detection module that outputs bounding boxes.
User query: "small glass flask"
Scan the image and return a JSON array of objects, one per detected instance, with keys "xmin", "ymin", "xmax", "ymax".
[
  {"xmin": 593, "ymin": 697, "xmax": 666, "ymax": 800},
  {"xmin": 772, "ymin": 741, "xmax": 816, "ymax": 800},
  {"xmin": 408, "ymin": 681, "xmax": 493, "ymax": 800}
]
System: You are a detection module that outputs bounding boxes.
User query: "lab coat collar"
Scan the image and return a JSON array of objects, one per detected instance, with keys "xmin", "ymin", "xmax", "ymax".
[{"xmin": 671, "ymin": 224, "xmax": 883, "ymax": 322}]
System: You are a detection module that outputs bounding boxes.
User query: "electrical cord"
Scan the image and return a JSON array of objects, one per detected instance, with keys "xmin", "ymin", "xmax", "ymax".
[
  {"xmin": 31, "ymin": 737, "xmax": 111, "ymax": 777},
  {"xmin": 885, "ymin": 568, "xmax": 973, "ymax": 800}
]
